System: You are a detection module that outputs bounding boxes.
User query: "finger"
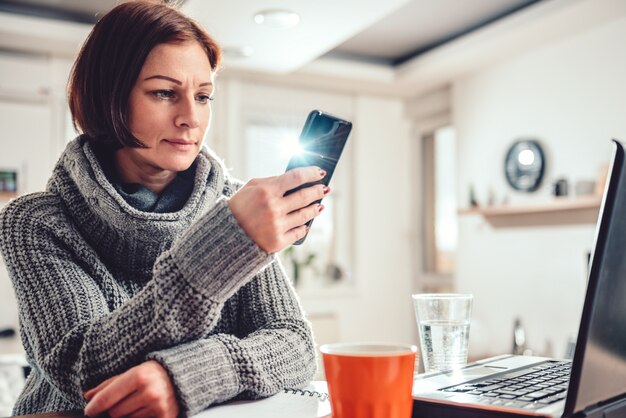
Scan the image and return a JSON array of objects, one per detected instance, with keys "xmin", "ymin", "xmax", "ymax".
[
  {"xmin": 285, "ymin": 224, "xmax": 310, "ymax": 246},
  {"xmin": 107, "ymin": 391, "xmax": 144, "ymax": 418},
  {"xmin": 85, "ymin": 371, "xmax": 139, "ymax": 417},
  {"xmin": 84, "ymin": 375, "xmax": 118, "ymax": 400},
  {"xmin": 279, "ymin": 166, "xmax": 325, "ymax": 193},
  {"xmin": 283, "ymin": 184, "xmax": 329, "ymax": 212},
  {"xmin": 130, "ymin": 403, "xmax": 178, "ymax": 418},
  {"xmin": 128, "ymin": 407, "xmax": 155, "ymax": 418},
  {"xmin": 285, "ymin": 204, "xmax": 324, "ymax": 231}
]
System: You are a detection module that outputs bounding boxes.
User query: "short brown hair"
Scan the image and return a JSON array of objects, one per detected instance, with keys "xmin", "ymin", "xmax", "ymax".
[{"xmin": 68, "ymin": 0, "xmax": 221, "ymax": 147}]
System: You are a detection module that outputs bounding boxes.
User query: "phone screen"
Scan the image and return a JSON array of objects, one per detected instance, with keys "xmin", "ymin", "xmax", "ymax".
[{"xmin": 285, "ymin": 110, "xmax": 352, "ymax": 244}]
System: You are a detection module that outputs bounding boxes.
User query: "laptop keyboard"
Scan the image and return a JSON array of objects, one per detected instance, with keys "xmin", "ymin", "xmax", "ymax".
[{"xmin": 442, "ymin": 360, "xmax": 571, "ymax": 410}]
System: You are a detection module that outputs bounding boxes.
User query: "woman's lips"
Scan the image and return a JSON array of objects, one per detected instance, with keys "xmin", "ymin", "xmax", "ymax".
[{"xmin": 164, "ymin": 139, "xmax": 195, "ymax": 150}]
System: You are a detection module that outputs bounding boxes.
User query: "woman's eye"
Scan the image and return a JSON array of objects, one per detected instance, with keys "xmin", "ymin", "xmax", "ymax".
[
  {"xmin": 196, "ymin": 95, "xmax": 214, "ymax": 104},
  {"xmin": 153, "ymin": 90, "xmax": 176, "ymax": 100}
]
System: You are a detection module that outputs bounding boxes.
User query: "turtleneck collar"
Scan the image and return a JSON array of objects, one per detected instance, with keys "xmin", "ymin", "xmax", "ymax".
[
  {"xmin": 91, "ymin": 141, "xmax": 198, "ymax": 213},
  {"xmin": 45, "ymin": 135, "xmax": 227, "ymax": 287}
]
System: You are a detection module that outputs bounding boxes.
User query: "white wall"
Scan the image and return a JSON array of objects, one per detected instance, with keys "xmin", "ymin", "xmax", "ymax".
[
  {"xmin": 454, "ymin": 15, "xmax": 626, "ymax": 358},
  {"xmin": 348, "ymin": 96, "xmax": 413, "ymax": 344}
]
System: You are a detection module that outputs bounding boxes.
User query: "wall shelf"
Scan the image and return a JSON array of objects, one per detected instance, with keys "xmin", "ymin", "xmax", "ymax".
[{"xmin": 458, "ymin": 196, "xmax": 602, "ymax": 226}]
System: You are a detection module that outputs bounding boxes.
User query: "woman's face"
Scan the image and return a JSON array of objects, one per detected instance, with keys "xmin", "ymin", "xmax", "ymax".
[{"xmin": 121, "ymin": 41, "xmax": 215, "ymax": 176}]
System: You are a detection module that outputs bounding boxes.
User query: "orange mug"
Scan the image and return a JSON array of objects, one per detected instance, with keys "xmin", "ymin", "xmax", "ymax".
[{"xmin": 320, "ymin": 343, "xmax": 417, "ymax": 418}]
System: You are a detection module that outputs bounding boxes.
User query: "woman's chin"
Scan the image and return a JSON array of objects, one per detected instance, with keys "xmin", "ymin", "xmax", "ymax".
[
  {"xmin": 159, "ymin": 155, "xmax": 199, "ymax": 173},
  {"xmin": 165, "ymin": 162, "xmax": 195, "ymax": 173}
]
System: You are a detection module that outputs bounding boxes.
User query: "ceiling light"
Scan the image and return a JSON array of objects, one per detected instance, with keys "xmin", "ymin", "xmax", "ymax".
[{"xmin": 253, "ymin": 9, "xmax": 300, "ymax": 28}]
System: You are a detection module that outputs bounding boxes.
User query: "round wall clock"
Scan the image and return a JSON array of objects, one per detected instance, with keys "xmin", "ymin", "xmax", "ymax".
[{"xmin": 504, "ymin": 140, "xmax": 545, "ymax": 192}]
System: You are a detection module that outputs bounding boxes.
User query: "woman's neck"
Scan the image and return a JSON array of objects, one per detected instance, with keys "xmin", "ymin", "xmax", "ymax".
[{"xmin": 114, "ymin": 149, "xmax": 177, "ymax": 195}]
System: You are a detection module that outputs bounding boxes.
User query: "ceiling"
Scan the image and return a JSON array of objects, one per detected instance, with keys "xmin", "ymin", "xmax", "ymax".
[
  {"xmin": 330, "ymin": 0, "xmax": 539, "ymax": 65},
  {"xmin": 0, "ymin": 0, "xmax": 541, "ymax": 73}
]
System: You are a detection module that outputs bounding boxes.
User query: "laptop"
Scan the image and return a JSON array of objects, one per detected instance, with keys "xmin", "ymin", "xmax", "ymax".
[{"xmin": 412, "ymin": 139, "xmax": 626, "ymax": 418}]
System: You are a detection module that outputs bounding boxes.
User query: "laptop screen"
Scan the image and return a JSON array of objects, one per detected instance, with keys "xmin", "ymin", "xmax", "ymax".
[{"xmin": 571, "ymin": 140, "xmax": 626, "ymax": 412}]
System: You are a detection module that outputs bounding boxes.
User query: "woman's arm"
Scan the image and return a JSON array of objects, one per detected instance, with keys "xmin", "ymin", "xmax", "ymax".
[
  {"xmin": 0, "ymin": 193, "xmax": 271, "ymax": 406},
  {"xmin": 0, "ymin": 166, "xmax": 325, "ymax": 409},
  {"xmin": 144, "ymin": 259, "xmax": 316, "ymax": 416}
]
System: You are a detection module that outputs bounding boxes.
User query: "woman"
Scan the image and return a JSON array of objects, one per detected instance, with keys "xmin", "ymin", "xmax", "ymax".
[{"xmin": 0, "ymin": 2, "xmax": 325, "ymax": 417}]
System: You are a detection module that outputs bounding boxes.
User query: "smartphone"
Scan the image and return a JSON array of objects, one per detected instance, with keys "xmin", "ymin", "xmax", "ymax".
[{"xmin": 285, "ymin": 110, "xmax": 352, "ymax": 245}]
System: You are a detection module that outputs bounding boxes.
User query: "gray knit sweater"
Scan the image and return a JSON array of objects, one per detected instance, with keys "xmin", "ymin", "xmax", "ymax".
[{"xmin": 0, "ymin": 136, "xmax": 316, "ymax": 416}]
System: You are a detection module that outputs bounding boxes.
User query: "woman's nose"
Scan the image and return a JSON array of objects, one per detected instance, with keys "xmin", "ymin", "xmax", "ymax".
[{"xmin": 174, "ymin": 98, "xmax": 200, "ymax": 129}]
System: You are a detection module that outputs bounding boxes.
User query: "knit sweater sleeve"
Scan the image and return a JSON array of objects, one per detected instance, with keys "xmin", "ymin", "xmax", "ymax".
[
  {"xmin": 0, "ymin": 193, "xmax": 272, "ymax": 407},
  {"xmin": 146, "ymin": 259, "xmax": 317, "ymax": 416}
]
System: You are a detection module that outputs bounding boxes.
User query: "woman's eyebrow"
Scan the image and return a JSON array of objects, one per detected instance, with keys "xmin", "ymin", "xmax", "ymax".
[{"xmin": 143, "ymin": 74, "xmax": 213, "ymax": 87}]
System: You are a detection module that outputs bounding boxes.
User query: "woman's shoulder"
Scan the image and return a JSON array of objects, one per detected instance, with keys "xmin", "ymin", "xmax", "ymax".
[{"xmin": 0, "ymin": 192, "xmax": 66, "ymax": 236}]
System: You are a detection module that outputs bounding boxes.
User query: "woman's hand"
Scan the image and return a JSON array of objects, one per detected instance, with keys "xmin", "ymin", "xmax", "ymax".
[
  {"xmin": 228, "ymin": 166, "xmax": 330, "ymax": 253},
  {"xmin": 84, "ymin": 360, "xmax": 179, "ymax": 418}
]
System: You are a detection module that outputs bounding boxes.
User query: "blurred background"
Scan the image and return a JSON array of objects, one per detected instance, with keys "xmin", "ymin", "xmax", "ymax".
[{"xmin": 1, "ymin": 0, "xmax": 625, "ymax": 405}]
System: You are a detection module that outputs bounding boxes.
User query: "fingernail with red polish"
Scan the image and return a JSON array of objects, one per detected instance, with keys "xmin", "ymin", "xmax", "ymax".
[
  {"xmin": 318, "ymin": 204, "xmax": 325, "ymax": 212},
  {"xmin": 319, "ymin": 169, "xmax": 326, "ymax": 177},
  {"xmin": 323, "ymin": 186, "xmax": 330, "ymax": 195}
]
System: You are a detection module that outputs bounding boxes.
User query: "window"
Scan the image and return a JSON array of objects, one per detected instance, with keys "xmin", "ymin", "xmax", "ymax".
[
  {"xmin": 423, "ymin": 125, "xmax": 457, "ymax": 277},
  {"xmin": 243, "ymin": 116, "xmax": 353, "ymax": 290}
]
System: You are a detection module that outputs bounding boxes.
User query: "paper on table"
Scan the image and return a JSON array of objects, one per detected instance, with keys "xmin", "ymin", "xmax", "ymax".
[{"xmin": 193, "ymin": 381, "xmax": 331, "ymax": 418}]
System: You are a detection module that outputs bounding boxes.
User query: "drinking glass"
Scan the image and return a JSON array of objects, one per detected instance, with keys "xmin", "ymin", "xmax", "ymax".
[{"xmin": 412, "ymin": 293, "xmax": 473, "ymax": 373}]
